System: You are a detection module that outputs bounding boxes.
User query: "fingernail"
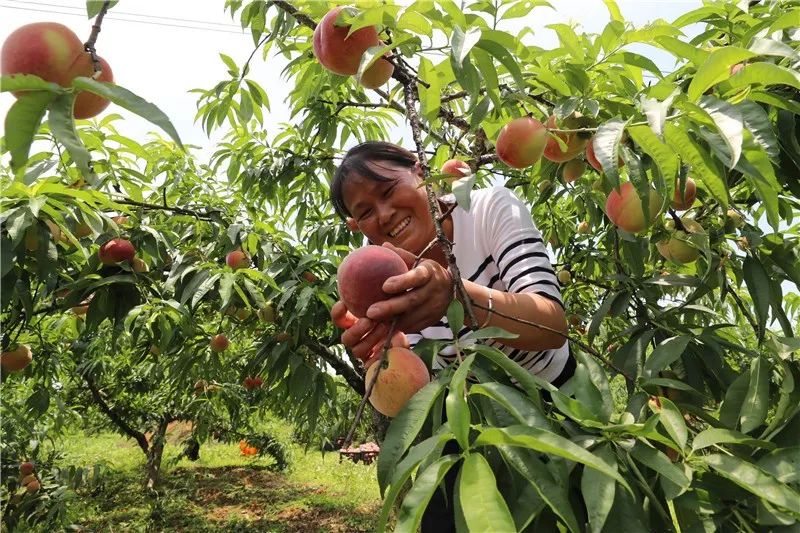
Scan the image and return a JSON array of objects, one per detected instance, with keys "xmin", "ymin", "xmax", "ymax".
[{"xmin": 367, "ymin": 306, "xmax": 381, "ymax": 318}]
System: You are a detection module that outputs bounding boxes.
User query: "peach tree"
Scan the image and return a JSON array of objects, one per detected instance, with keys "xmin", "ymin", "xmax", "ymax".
[{"xmin": 1, "ymin": 0, "xmax": 799, "ymax": 531}]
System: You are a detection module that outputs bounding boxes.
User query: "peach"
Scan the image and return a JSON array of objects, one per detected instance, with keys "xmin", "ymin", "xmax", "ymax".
[
  {"xmin": 605, "ymin": 182, "xmax": 663, "ymax": 233},
  {"xmin": 671, "ymin": 177, "xmax": 696, "ymax": 211},
  {"xmin": 303, "ymin": 271, "xmax": 318, "ymax": 283},
  {"xmin": 257, "ymin": 304, "xmax": 275, "ymax": 323},
  {"xmin": 364, "ymin": 347, "xmax": 429, "ymax": 417},
  {"xmin": 275, "ymin": 332, "xmax": 292, "ymax": 342},
  {"xmin": 67, "ymin": 54, "xmax": 113, "ymax": 119},
  {"xmin": 543, "ymin": 114, "xmax": 589, "ymax": 163},
  {"xmin": 210, "ymin": 334, "xmax": 229, "ymax": 353},
  {"xmin": 495, "ymin": 117, "xmax": 547, "ymax": 169},
  {"xmin": 562, "ymin": 159, "xmax": 586, "ymax": 183},
  {"xmin": 440, "ymin": 159, "xmax": 471, "ymax": 180},
  {"xmin": 1, "ymin": 345, "xmax": 33, "ymax": 373},
  {"xmin": 70, "ymin": 305, "xmax": 89, "ymax": 316},
  {"xmin": 74, "ymin": 222, "xmax": 93, "ymax": 239},
  {"xmin": 313, "ymin": 7, "xmax": 393, "ymax": 87},
  {"xmin": 656, "ymin": 218, "xmax": 705, "ymax": 264},
  {"xmin": 1, "ymin": 22, "xmax": 84, "ymax": 88},
  {"xmin": 20, "ymin": 474, "xmax": 36, "ymax": 486},
  {"xmin": 226, "ymin": 250, "xmax": 249, "ymax": 270},
  {"xmin": 99, "ymin": 238, "xmax": 135, "ymax": 265},
  {"xmin": 577, "ymin": 221, "xmax": 590, "ymax": 234},
  {"xmin": 131, "ymin": 257, "xmax": 148, "ymax": 273},
  {"xmin": 557, "ymin": 270, "xmax": 572, "ymax": 285},
  {"xmin": 19, "ymin": 462, "xmax": 35, "ymax": 476},
  {"xmin": 25, "ymin": 480, "xmax": 40, "ymax": 493},
  {"xmin": 337, "ymin": 245, "xmax": 408, "ymax": 318},
  {"xmin": 586, "ymin": 137, "xmax": 624, "ymax": 172}
]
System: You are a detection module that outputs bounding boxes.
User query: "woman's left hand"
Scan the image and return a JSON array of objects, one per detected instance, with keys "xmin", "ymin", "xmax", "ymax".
[{"xmin": 364, "ymin": 242, "xmax": 454, "ymax": 333}]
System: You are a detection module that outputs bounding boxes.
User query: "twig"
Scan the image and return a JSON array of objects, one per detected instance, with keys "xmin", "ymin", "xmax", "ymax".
[
  {"xmin": 112, "ymin": 197, "xmax": 218, "ymax": 221},
  {"xmin": 85, "ymin": 372, "xmax": 150, "ymax": 453},
  {"xmin": 84, "ymin": 0, "xmax": 112, "ymax": 76}
]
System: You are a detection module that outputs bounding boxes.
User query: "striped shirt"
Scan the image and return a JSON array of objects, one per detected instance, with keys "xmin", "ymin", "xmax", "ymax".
[{"xmin": 406, "ymin": 186, "xmax": 569, "ymax": 384}]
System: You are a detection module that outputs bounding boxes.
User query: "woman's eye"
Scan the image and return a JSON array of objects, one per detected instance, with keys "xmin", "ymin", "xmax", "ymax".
[
  {"xmin": 383, "ymin": 185, "xmax": 395, "ymax": 197},
  {"xmin": 359, "ymin": 210, "xmax": 372, "ymax": 220}
]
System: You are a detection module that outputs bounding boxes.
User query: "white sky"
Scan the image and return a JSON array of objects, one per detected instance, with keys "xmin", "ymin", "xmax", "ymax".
[{"xmin": 1, "ymin": 0, "xmax": 702, "ymax": 155}]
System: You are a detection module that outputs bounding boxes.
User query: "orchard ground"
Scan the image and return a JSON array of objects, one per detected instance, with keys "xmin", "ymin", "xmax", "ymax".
[{"xmin": 55, "ymin": 422, "xmax": 380, "ymax": 532}]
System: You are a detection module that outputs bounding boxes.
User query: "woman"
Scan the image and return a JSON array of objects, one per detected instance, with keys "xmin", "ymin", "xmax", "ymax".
[{"xmin": 329, "ymin": 141, "xmax": 573, "ymax": 532}]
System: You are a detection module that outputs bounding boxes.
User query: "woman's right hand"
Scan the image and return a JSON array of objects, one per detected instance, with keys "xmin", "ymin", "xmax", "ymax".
[{"xmin": 331, "ymin": 300, "xmax": 408, "ymax": 362}]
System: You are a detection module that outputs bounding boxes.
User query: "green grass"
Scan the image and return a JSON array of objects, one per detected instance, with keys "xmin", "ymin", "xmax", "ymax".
[{"xmin": 55, "ymin": 428, "xmax": 382, "ymax": 532}]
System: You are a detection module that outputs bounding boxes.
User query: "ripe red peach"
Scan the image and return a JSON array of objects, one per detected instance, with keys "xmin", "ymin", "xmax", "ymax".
[
  {"xmin": 364, "ymin": 347, "xmax": 429, "ymax": 417},
  {"xmin": 67, "ymin": 54, "xmax": 113, "ymax": 119},
  {"xmin": 312, "ymin": 7, "xmax": 394, "ymax": 88},
  {"xmin": 1, "ymin": 345, "xmax": 33, "ymax": 373},
  {"xmin": 1, "ymin": 22, "xmax": 84, "ymax": 88},
  {"xmin": 337, "ymin": 245, "xmax": 408, "ymax": 318},
  {"xmin": 99, "ymin": 238, "xmax": 136, "ymax": 265},
  {"xmin": 226, "ymin": 250, "xmax": 249, "ymax": 270},
  {"xmin": 210, "ymin": 334, "xmax": 229, "ymax": 353},
  {"xmin": 440, "ymin": 159, "xmax": 471, "ymax": 181},
  {"xmin": 605, "ymin": 182, "xmax": 663, "ymax": 233},
  {"xmin": 495, "ymin": 117, "xmax": 547, "ymax": 169}
]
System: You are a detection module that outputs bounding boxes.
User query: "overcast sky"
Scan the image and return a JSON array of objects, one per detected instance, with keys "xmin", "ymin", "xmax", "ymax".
[{"xmin": 1, "ymin": 0, "xmax": 702, "ymax": 155}]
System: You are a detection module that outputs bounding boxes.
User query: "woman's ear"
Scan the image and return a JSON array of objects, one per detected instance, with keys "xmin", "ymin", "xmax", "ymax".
[
  {"xmin": 414, "ymin": 161, "xmax": 424, "ymax": 178},
  {"xmin": 346, "ymin": 217, "xmax": 360, "ymax": 232}
]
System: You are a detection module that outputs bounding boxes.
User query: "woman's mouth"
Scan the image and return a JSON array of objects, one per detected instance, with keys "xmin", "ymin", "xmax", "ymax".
[{"xmin": 388, "ymin": 217, "xmax": 411, "ymax": 238}]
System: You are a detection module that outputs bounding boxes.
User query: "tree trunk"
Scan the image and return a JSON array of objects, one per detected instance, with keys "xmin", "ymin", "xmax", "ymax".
[{"xmin": 145, "ymin": 418, "xmax": 169, "ymax": 492}]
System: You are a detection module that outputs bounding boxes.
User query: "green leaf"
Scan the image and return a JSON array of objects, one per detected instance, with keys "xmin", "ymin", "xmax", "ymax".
[
  {"xmin": 738, "ymin": 101, "xmax": 779, "ymax": 159},
  {"xmin": 653, "ymin": 37, "xmax": 708, "ymax": 66},
  {"xmin": 70, "ymin": 78, "xmax": 184, "ymax": 148},
  {"xmin": 5, "ymin": 91, "xmax": 56, "ymax": 172},
  {"xmin": 687, "ymin": 46, "xmax": 756, "ymax": 101},
  {"xmin": 593, "ymin": 118, "xmax": 629, "ymax": 188},
  {"xmin": 698, "ymin": 95, "xmax": 743, "ymax": 168},
  {"xmin": 446, "ymin": 354, "xmax": 473, "ymax": 451},
  {"xmin": 377, "ymin": 378, "xmax": 446, "ymax": 495},
  {"xmin": 376, "ymin": 430, "xmax": 453, "ymax": 532},
  {"xmin": 48, "ymin": 93, "xmax": 96, "ymax": 182},
  {"xmin": 626, "ymin": 125, "xmax": 679, "ymax": 183},
  {"xmin": 446, "ymin": 299, "xmax": 464, "ymax": 336},
  {"xmin": 87, "ymin": 0, "xmax": 118, "ymax": 18},
  {"xmin": 475, "ymin": 39, "xmax": 525, "ymax": 90},
  {"xmin": 663, "ymin": 121, "xmax": 727, "ymax": 207},
  {"xmin": 582, "ymin": 443, "xmax": 617, "ymax": 533},
  {"xmin": 607, "ymin": 51, "xmax": 663, "ymax": 78},
  {"xmin": 725, "ymin": 62, "xmax": 800, "ymax": 93},
  {"xmin": 640, "ymin": 90, "xmax": 678, "ymax": 137},
  {"xmin": 704, "ymin": 454, "xmax": 800, "ymax": 515},
  {"xmin": 461, "ymin": 326, "xmax": 518, "ymax": 342},
  {"xmin": 630, "ymin": 442, "xmax": 690, "ymax": 499},
  {"xmin": 758, "ymin": 447, "xmax": 800, "ymax": 485},
  {"xmin": 472, "ymin": 345, "xmax": 546, "ymax": 411},
  {"xmin": 691, "ymin": 428, "xmax": 775, "ymax": 453},
  {"xmin": 575, "ymin": 350, "xmax": 613, "ymax": 423},
  {"xmin": 499, "ymin": 446, "xmax": 581, "ymax": 533},
  {"xmin": 655, "ymin": 396, "xmax": 687, "ymax": 453},
  {"xmin": 546, "ymin": 23, "xmax": 585, "ymax": 62},
  {"xmin": 474, "ymin": 425, "xmax": 630, "ymax": 489},
  {"xmin": 450, "ymin": 26, "xmax": 482, "ymax": 67},
  {"xmin": 643, "ymin": 336, "xmax": 691, "ymax": 379},
  {"xmin": 720, "ymin": 370, "xmax": 751, "ymax": 430},
  {"xmin": 469, "ymin": 382, "xmax": 549, "ymax": 428},
  {"xmin": 458, "ymin": 453, "xmax": 516, "ymax": 532},
  {"xmin": 743, "ymin": 256, "xmax": 771, "ymax": 342},
  {"xmin": 0, "ymin": 74, "xmax": 64, "ymax": 94},
  {"xmin": 740, "ymin": 356, "xmax": 770, "ymax": 434},
  {"xmin": 417, "ymin": 57, "xmax": 441, "ymax": 123},
  {"xmin": 602, "ymin": 0, "xmax": 623, "ymax": 22},
  {"xmin": 395, "ymin": 454, "xmax": 462, "ymax": 533}
]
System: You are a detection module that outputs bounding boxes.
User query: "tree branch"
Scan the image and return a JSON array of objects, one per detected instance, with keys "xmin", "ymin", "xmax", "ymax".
[
  {"xmin": 84, "ymin": 0, "xmax": 111, "ymax": 76},
  {"xmin": 308, "ymin": 343, "xmax": 364, "ymax": 395},
  {"xmin": 84, "ymin": 373, "xmax": 150, "ymax": 454}
]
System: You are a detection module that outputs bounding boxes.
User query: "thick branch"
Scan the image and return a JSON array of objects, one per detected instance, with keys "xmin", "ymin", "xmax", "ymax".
[
  {"xmin": 85, "ymin": 373, "xmax": 149, "ymax": 453},
  {"xmin": 113, "ymin": 198, "xmax": 219, "ymax": 221},
  {"xmin": 270, "ymin": 0, "xmax": 317, "ymax": 28},
  {"xmin": 308, "ymin": 343, "xmax": 364, "ymax": 395}
]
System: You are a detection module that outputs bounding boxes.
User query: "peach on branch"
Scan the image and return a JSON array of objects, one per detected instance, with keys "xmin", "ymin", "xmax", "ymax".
[
  {"xmin": 577, "ymin": 221, "xmax": 590, "ymax": 234},
  {"xmin": 1, "ymin": 22, "xmax": 84, "ymax": 88},
  {"xmin": 440, "ymin": 159, "xmax": 471, "ymax": 181},
  {"xmin": 586, "ymin": 137, "xmax": 624, "ymax": 173},
  {"xmin": 557, "ymin": 270, "xmax": 572, "ymax": 285},
  {"xmin": 19, "ymin": 462, "xmax": 35, "ymax": 476},
  {"xmin": 257, "ymin": 304, "xmax": 275, "ymax": 323},
  {"xmin": 1, "ymin": 345, "xmax": 33, "ymax": 373},
  {"xmin": 726, "ymin": 209, "xmax": 744, "ymax": 229},
  {"xmin": 226, "ymin": 250, "xmax": 250, "ymax": 270},
  {"xmin": 337, "ymin": 245, "xmax": 408, "ymax": 318},
  {"xmin": 275, "ymin": 332, "xmax": 292, "ymax": 342},
  {"xmin": 74, "ymin": 222, "xmax": 93, "ymax": 239},
  {"xmin": 495, "ymin": 117, "xmax": 547, "ymax": 169},
  {"xmin": 312, "ymin": 6, "xmax": 394, "ymax": 88},
  {"xmin": 132, "ymin": 257, "xmax": 148, "ymax": 273},
  {"xmin": 25, "ymin": 480, "xmax": 41, "ymax": 493},
  {"xmin": 302, "ymin": 271, "xmax": 318, "ymax": 283},
  {"xmin": 671, "ymin": 177, "xmax": 696, "ymax": 211},
  {"xmin": 543, "ymin": 114, "xmax": 589, "ymax": 163},
  {"xmin": 364, "ymin": 347, "xmax": 429, "ymax": 417},
  {"xmin": 66, "ymin": 53, "xmax": 113, "ymax": 119},
  {"xmin": 605, "ymin": 182, "xmax": 663, "ymax": 233},
  {"xmin": 562, "ymin": 159, "xmax": 586, "ymax": 183},
  {"xmin": 210, "ymin": 334, "xmax": 229, "ymax": 353},
  {"xmin": 99, "ymin": 238, "xmax": 135, "ymax": 265},
  {"xmin": 657, "ymin": 218, "xmax": 705, "ymax": 264}
]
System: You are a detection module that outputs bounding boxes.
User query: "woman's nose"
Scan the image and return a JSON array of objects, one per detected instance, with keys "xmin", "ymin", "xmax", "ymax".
[{"xmin": 376, "ymin": 204, "xmax": 393, "ymax": 226}]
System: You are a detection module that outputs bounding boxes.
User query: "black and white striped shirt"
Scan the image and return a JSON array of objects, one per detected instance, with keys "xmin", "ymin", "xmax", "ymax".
[{"xmin": 407, "ymin": 186, "xmax": 569, "ymax": 384}]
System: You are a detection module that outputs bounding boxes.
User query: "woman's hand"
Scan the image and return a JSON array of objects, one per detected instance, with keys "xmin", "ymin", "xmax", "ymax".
[
  {"xmin": 331, "ymin": 300, "xmax": 408, "ymax": 362},
  {"xmin": 363, "ymin": 242, "xmax": 453, "ymax": 334}
]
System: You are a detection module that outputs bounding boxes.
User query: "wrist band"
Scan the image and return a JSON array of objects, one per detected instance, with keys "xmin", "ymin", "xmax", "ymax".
[{"xmin": 480, "ymin": 287, "xmax": 493, "ymax": 328}]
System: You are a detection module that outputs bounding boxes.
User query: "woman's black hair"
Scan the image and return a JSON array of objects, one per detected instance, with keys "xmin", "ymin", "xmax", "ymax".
[{"xmin": 331, "ymin": 141, "xmax": 417, "ymax": 219}]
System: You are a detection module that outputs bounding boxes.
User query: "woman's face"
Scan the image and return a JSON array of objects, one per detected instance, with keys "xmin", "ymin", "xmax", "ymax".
[{"xmin": 342, "ymin": 160, "xmax": 435, "ymax": 255}]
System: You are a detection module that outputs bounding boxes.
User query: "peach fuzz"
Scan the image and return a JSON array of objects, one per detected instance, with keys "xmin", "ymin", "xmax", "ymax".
[{"xmin": 337, "ymin": 245, "xmax": 408, "ymax": 318}]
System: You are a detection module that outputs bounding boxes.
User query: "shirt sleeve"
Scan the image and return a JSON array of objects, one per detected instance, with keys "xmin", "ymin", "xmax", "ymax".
[{"xmin": 479, "ymin": 186, "xmax": 563, "ymax": 307}]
